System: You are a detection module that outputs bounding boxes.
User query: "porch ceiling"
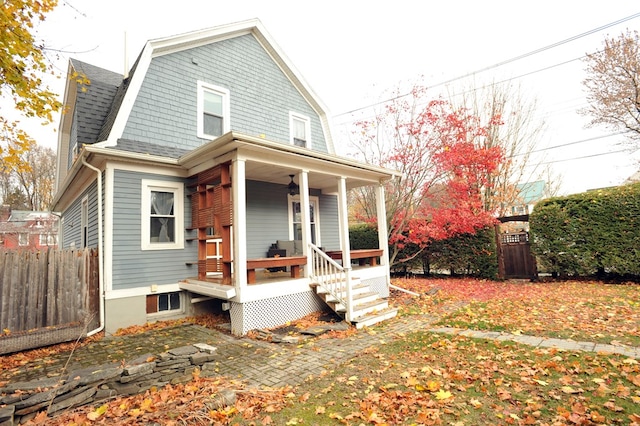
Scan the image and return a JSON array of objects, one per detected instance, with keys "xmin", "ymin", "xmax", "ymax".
[{"xmin": 243, "ymin": 160, "xmax": 370, "ymax": 193}]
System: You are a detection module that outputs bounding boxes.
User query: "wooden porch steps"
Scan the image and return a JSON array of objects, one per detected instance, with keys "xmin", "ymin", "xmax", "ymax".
[{"xmin": 310, "ymin": 280, "xmax": 397, "ymax": 329}]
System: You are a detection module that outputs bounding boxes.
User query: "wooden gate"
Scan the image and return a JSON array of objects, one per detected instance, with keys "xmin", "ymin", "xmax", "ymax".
[
  {"xmin": 495, "ymin": 215, "xmax": 538, "ymax": 280},
  {"xmin": 498, "ymin": 232, "xmax": 537, "ymax": 279}
]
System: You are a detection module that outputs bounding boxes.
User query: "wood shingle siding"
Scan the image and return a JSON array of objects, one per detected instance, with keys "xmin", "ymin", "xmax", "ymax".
[{"xmin": 122, "ymin": 35, "xmax": 327, "ymax": 152}]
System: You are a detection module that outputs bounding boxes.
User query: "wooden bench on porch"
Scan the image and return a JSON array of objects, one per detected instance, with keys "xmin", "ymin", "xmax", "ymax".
[
  {"xmin": 246, "ymin": 256, "xmax": 307, "ymax": 284},
  {"xmin": 324, "ymin": 249, "xmax": 384, "ymax": 266}
]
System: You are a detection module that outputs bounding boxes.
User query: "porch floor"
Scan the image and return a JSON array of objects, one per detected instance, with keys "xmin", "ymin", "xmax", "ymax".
[
  {"xmin": 180, "ymin": 269, "xmax": 305, "ymax": 298},
  {"xmin": 180, "ymin": 263, "xmax": 377, "ymax": 299}
]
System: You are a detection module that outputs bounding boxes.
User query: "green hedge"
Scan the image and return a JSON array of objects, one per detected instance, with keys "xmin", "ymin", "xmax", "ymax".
[
  {"xmin": 348, "ymin": 223, "xmax": 498, "ymax": 279},
  {"xmin": 348, "ymin": 223, "xmax": 379, "ymax": 249},
  {"xmin": 427, "ymin": 227, "xmax": 498, "ymax": 279},
  {"xmin": 530, "ymin": 183, "xmax": 640, "ymax": 277}
]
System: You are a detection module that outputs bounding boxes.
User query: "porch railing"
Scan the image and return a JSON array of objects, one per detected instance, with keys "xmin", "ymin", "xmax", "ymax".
[{"xmin": 309, "ymin": 244, "xmax": 353, "ymax": 322}]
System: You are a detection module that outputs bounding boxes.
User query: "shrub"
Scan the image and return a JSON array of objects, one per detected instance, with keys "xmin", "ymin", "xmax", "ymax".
[{"xmin": 530, "ymin": 183, "xmax": 640, "ymax": 277}]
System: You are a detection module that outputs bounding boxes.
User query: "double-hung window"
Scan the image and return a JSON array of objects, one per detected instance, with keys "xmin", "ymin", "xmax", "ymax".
[
  {"xmin": 39, "ymin": 233, "xmax": 57, "ymax": 246},
  {"xmin": 197, "ymin": 81, "xmax": 230, "ymax": 139},
  {"xmin": 141, "ymin": 180, "xmax": 184, "ymax": 250},
  {"xmin": 289, "ymin": 112, "xmax": 310, "ymax": 148}
]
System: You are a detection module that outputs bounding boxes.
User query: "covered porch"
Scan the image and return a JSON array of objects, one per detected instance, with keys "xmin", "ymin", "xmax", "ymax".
[{"xmin": 177, "ymin": 132, "xmax": 398, "ymax": 334}]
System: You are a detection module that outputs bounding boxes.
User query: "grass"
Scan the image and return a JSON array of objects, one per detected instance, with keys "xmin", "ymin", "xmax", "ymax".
[
  {"xmin": 230, "ymin": 331, "xmax": 640, "ymax": 425},
  {"xmin": 227, "ymin": 278, "xmax": 640, "ymax": 425},
  {"xmin": 7, "ymin": 277, "xmax": 640, "ymax": 425}
]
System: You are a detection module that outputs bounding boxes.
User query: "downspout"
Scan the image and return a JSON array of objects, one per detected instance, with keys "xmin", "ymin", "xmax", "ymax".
[{"xmin": 81, "ymin": 156, "xmax": 105, "ymax": 337}]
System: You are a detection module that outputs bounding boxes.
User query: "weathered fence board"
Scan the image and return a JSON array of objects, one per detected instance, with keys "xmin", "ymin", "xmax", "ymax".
[{"xmin": 0, "ymin": 248, "xmax": 99, "ymax": 354}]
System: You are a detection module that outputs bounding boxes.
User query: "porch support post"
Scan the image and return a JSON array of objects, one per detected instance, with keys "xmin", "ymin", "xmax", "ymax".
[
  {"xmin": 233, "ymin": 158, "xmax": 247, "ymax": 290},
  {"xmin": 375, "ymin": 182, "xmax": 391, "ymax": 284},
  {"xmin": 298, "ymin": 170, "xmax": 312, "ymax": 277},
  {"xmin": 337, "ymin": 176, "xmax": 353, "ymax": 321}
]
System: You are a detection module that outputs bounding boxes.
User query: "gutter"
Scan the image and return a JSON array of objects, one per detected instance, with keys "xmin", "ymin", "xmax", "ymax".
[{"xmin": 81, "ymin": 155, "xmax": 105, "ymax": 337}]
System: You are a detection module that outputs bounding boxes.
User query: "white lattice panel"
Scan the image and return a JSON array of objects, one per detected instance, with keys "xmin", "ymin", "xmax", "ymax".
[
  {"xmin": 363, "ymin": 276, "xmax": 389, "ymax": 298},
  {"xmin": 229, "ymin": 290, "xmax": 325, "ymax": 335}
]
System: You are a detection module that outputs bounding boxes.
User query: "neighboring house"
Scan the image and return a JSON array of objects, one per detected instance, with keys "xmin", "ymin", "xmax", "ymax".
[
  {"xmin": 53, "ymin": 19, "xmax": 400, "ymax": 336},
  {"xmin": 500, "ymin": 180, "xmax": 546, "ymax": 233},
  {"xmin": 0, "ymin": 205, "xmax": 59, "ymax": 250},
  {"xmin": 511, "ymin": 180, "xmax": 546, "ymax": 216}
]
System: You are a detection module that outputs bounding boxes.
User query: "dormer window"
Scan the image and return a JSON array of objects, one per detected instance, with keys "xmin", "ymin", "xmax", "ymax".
[
  {"xmin": 197, "ymin": 81, "xmax": 230, "ymax": 139},
  {"xmin": 290, "ymin": 112, "xmax": 310, "ymax": 148}
]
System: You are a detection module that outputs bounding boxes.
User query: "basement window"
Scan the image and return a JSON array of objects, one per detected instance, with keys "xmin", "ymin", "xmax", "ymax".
[{"xmin": 146, "ymin": 292, "xmax": 181, "ymax": 314}]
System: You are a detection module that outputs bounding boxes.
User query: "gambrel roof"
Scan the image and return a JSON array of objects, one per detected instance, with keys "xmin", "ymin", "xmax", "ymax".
[
  {"xmin": 56, "ymin": 19, "xmax": 335, "ymax": 188},
  {"xmin": 69, "ymin": 59, "xmax": 122, "ymax": 145}
]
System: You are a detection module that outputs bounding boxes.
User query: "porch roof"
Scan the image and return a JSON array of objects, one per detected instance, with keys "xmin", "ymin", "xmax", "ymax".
[
  {"xmin": 52, "ymin": 131, "xmax": 401, "ymax": 210},
  {"xmin": 180, "ymin": 131, "xmax": 402, "ymax": 193}
]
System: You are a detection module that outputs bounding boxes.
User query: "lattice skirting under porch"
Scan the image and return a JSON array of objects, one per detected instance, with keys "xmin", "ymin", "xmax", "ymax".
[
  {"xmin": 364, "ymin": 275, "xmax": 389, "ymax": 298},
  {"xmin": 229, "ymin": 290, "xmax": 326, "ymax": 335}
]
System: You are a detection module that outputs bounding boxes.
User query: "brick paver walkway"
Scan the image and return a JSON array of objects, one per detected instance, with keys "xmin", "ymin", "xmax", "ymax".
[{"xmin": 2, "ymin": 301, "xmax": 639, "ymax": 390}]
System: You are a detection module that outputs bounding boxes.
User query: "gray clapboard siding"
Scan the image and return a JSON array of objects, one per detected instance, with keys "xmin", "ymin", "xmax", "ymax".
[
  {"xmin": 111, "ymin": 170, "xmax": 195, "ymax": 291},
  {"xmin": 246, "ymin": 180, "xmax": 290, "ymax": 258},
  {"xmin": 245, "ymin": 181, "xmax": 341, "ymax": 257},
  {"xmin": 319, "ymin": 193, "xmax": 339, "ymax": 251},
  {"xmin": 122, "ymin": 34, "xmax": 327, "ymax": 153},
  {"xmin": 61, "ymin": 180, "xmax": 99, "ymax": 249}
]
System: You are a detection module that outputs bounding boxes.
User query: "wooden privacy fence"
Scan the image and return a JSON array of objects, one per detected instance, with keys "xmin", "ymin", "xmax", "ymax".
[{"xmin": 0, "ymin": 248, "xmax": 99, "ymax": 355}]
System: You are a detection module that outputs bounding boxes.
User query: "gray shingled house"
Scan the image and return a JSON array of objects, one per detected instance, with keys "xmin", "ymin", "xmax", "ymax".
[{"xmin": 53, "ymin": 19, "xmax": 399, "ymax": 335}]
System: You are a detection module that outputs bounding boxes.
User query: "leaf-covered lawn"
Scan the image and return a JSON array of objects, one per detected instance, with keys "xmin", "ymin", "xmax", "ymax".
[
  {"xmin": 7, "ymin": 278, "xmax": 640, "ymax": 425},
  {"xmin": 236, "ymin": 332, "xmax": 640, "ymax": 425},
  {"xmin": 394, "ymin": 279, "xmax": 640, "ymax": 347}
]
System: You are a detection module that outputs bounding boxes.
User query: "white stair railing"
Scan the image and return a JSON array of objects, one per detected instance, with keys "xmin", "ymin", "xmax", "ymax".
[{"xmin": 309, "ymin": 244, "xmax": 353, "ymax": 321}]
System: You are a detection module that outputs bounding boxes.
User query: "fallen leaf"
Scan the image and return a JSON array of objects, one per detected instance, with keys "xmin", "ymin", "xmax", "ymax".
[
  {"xmin": 434, "ymin": 389, "xmax": 452, "ymax": 400},
  {"xmin": 561, "ymin": 386, "xmax": 581, "ymax": 394}
]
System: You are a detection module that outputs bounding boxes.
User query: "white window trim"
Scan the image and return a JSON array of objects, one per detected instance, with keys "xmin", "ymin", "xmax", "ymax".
[
  {"xmin": 197, "ymin": 81, "xmax": 230, "ymax": 140},
  {"xmin": 39, "ymin": 233, "xmax": 57, "ymax": 246},
  {"xmin": 18, "ymin": 233, "xmax": 29, "ymax": 246},
  {"xmin": 289, "ymin": 111, "xmax": 311, "ymax": 148},
  {"xmin": 141, "ymin": 179, "xmax": 184, "ymax": 251},
  {"xmin": 287, "ymin": 195, "xmax": 320, "ymax": 246}
]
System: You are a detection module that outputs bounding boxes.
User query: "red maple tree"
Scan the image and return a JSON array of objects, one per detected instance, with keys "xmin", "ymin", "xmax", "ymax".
[{"xmin": 351, "ymin": 88, "xmax": 504, "ymax": 264}]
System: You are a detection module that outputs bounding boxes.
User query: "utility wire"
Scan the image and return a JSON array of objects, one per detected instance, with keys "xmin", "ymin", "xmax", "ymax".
[
  {"xmin": 511, "ymin": 131, "xmax": 629, "ymax": 157},
  {"xmin": 535, "ymin": 148, "xmax": 631, "ymax": 165},
  {"xmin": 333, "ymin": 12, "xmax": 640, "ymax": 119}
]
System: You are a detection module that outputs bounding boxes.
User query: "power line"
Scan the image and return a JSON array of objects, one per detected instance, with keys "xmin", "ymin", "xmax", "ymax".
[
  {"xmin": 512, "ymin": 131, "xmax": 629, "ymax": 157},
  {"xmin": 533, "ymin": 148, "xmax": 631, "ymax": 166},
  {"xmin": 333, "ymin": 12, "xmax": 640, "ymax": 119}
]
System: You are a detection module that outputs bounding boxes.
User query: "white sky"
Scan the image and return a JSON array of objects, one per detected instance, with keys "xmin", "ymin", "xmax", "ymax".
[{"xmin": 22, "ymin": 0, "xmax": 640, "ymax": 195}]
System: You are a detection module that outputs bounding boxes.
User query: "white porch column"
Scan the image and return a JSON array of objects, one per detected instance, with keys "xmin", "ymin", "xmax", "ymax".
[
  {"xmin": 233, "ymin": 159, "xmax": 247, "ymax": 289},
  {"xmin": 337, "ymin": 176, "xmax": 353, "ymax": 321},
  {"xmin": 337, "ymin": 177, "xmax": 352, "ymax": 262},
  {"xmin": 376, "ymin": 182, "xmax": 391, "ymax": 284},
  {"xmin": 298, "ymin": 170, "xmax": 312, "ymax": 276}
]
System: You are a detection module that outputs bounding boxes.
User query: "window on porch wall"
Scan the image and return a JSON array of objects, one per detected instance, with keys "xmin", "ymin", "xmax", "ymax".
[{"xmin": 288, "ymin": 196, "xmax": 319, "ymax": 245}]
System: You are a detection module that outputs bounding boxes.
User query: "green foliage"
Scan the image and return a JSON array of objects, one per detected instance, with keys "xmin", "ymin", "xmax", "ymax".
[
  {"xmin": 530, "ymin": 183, "xmax": 640, "ymax": 277},
  {"xmin": 426, "ymin": 227, "xmax": 498, "ymax": 279},
  {"xmin": 348, "ymin": 223, "xmax": 379, "ymax": 249},
  {"xmin": 1, "ymin": 0, "xmax": 61, "ymax": 167}
]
